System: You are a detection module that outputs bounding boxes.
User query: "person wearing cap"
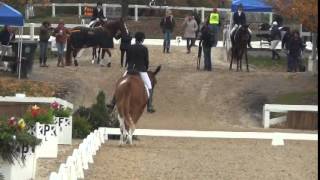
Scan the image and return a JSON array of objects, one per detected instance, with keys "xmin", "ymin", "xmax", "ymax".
[
  {"xmin": 270, "ymin": 21, "xmax": 281, "ymax": 60},
  {"xmin": 107, "ymin": 32, "xmax": 156, "ymax": 113},
  {"xmin": 53, "ymin": 20, "xmax": 70, "ymax": 67},
  {"xmin": 160, "ymin": 9, "xmax": 175, "ymax": 53},
  {"xmin": 88, "ymin": 2, "xmax": 106, "ymax": 27},
  {"xmin": 231, "ymin": 4, "xmax": 252, "ymax": 48},
  {"xmin": 207, "ymin": 7, "xmax": 220, "ymax": 47}
]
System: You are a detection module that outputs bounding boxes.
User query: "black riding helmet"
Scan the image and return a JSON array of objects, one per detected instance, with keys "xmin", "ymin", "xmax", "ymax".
[
  {"xmin": 135, "ymin": 32, "xmax": 145, "ymax": 43},
  {"xmin": 97, "ymin": 1, "xmax": 102, "ymax": 6},
  {"xmin": 237, "ymin": 3, "xmax": 244, "ymax": 11}
]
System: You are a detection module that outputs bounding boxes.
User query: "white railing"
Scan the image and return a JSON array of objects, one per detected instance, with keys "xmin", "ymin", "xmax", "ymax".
[
  {"xmin": 33, "ymin": 3, "xmax": 231, "ymax": 22},
  {"xmin": 263, "ymin": 104, "xmax": 318, "ymax": 128},
  {"xmin": 49, "ymin": 127, "xmax": 317, "ymax": 179},
  {"xmin": 0, "ymin": 94, "xmax": 74, "ymax": 109}
]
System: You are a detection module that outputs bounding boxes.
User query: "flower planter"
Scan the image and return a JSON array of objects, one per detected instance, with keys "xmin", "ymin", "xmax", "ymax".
[
  {"xmin": 0, "ymin": 145, "xmax": 37, "ymax": 180},
  {"xmin": 54, "ymin": 116, "xmax": 73, "ymax": 145},
  {"xmin": 34, "ymin": 122, "xmax": 58, "ymax": 158}
]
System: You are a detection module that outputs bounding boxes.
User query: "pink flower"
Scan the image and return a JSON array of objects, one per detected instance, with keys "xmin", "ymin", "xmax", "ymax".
[
  {"xmin": 51, "ymin": 101, "xmax": 60, "ymax": 110},
  {"xmin": 8, "ymin": 117, "xmax": 17, "ymax": 127}
]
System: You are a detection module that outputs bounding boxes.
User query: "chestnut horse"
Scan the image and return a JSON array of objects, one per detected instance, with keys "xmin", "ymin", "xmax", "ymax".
[
  {"xmin": 66, "ymin": 19, "xmax": 128, "ymax": 66},
  {"xmin": 114, "ymin": 65, "xmax": 161, "ymax": 145},
  {"xmin": 229, "ymin": 24, "xmax": 250, "ymax": 72}
]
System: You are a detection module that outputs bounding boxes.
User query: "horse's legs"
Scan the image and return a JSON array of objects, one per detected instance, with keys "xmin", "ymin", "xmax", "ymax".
[
  {"xmin": 73, "ymin": 49, "xmax": 80, "ymax": 66},
  {"xmin": 97, "ymin": 48, "xmax": 101, "ymax": 65},
  {"xmin": 245, "ymin": 49, "xmax": 249, "ymax": 72},
  {"xmin": 92, "ymin": 48, "xmax": 96, "ymax": 64},
  {"xmin": 229, "ymin": 48, "xmax": 234, "ymax": 70},
  {"xmin": 117, "ymin": 114, "xmax": 125, "ymax": 146}
]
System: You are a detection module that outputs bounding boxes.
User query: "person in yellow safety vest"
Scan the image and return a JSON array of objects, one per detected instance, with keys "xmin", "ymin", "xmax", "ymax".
[{"xmin": 207, "ymin": 8, "xmax": 220, "ymax": 47}]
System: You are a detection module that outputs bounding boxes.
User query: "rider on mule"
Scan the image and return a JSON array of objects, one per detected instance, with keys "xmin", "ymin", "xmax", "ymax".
[
  {"xmin": 88, "ymin": 2, "xmax": 106, "ymax": 27},
  {"xmin": 230, "ymin": 4, "xmax": 252, "ymax": 48},
  {"xmin": 107, "ymin": 32, "xmax": 156, "ymax": 113}
]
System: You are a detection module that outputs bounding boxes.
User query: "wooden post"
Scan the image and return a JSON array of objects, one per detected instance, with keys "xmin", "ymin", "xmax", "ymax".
[{"xmin": 52, "ymin": 3, "xmax": 56, "ymax": 17}]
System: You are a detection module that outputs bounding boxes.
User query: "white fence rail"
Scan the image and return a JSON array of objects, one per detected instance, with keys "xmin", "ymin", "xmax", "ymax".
[
  {"xmin": 33, "ymin": 3, "xmax": 231, "ymax": 22},
  {"xmin": 263, "ymin": 104, "xmax": 318, "ymax": 128},
  {"xmin": 0, "ymin": 94, "xmax": 74, "ymax": 109}
]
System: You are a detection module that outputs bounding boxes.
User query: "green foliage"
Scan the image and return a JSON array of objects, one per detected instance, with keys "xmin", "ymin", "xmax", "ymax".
[
  {"xmin": 72, "ymin": 116, "xmax": 92, "ymax": 139},
  {"xmin": 0, "ymin": 117, "xmax": 41, "ymax": 165},
  {"xmin": 53, "ymin": 108, "xmax": 72, "ymax": 117},
  {"xmin": 89, "ymin": 91, "xmax": 111, "ymax": 129},
  {"xmin": 72, "ymin": 91, "xmax": 119, "ymax": 139},
  {"xmin": 23, "ymin": 107, "xmax": 54, "ymax": 126}
]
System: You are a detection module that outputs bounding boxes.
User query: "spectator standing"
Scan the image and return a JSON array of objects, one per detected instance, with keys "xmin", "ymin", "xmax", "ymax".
[
  {"xmin": 53, "ymin": 20, "xmax": 70, "ymax": 67},
  {"xmin": 287, "ymin": 31, "xmax": 305, "ymax": 72},
  {"xmin": 0, "ymin": 25, "xmax": 15, "ymax": 46},
  {"xmin": 160, "ymin": 9, "xmax": 175, "ymax": 53},
  {"xmin": 116, "ymin": 32, "xmax": 132, "ymax": 67},
  {"xmin": 207, "ymin": 8, "xmax": 221, "ymax": 47},
  {"xmin": 270, "ymin": 21, "xmax": 281, "ymax": 60},
  {"xmin": 183, "ymin": 15, "xmax": 198, "ymax": 54},
  {"xmin": 39, "ymin": 21, "xmax": 52, "ymax": 67},
  {"xmin": 200, "ymin": 23, "xmax": 214, "ymax": 71},
  {"xmin": 282, "ymin": 27, "xmax": 291, "ymax": 50}
]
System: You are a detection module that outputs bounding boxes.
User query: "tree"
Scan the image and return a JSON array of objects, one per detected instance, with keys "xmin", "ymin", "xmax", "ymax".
[{"xmin": 268, "ymin": 0, "xmax": 318, "ymax": 32}]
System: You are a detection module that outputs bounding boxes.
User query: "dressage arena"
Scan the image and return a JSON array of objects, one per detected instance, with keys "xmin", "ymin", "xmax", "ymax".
[{"xmin": 31, "ymin": 45, "xmax": 318, "ymax": 179}]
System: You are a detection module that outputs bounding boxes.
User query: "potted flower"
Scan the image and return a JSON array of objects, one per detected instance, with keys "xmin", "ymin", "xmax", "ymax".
[
  {"xmin": 51, "ymin": 102, "xmax": 73, "ymax": 145},
  {"xmin": 0, "ymin": 116, "xmax": 41, "ymax": 180},
  {"xmin": 23, "ymin": 105, "xmax": 58, "ymax": 158}
]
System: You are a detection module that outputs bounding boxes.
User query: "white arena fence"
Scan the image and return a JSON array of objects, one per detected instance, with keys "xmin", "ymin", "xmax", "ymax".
[
  {"xmin": 263, "ymin": 104, "xmax": 318, "ymax": 128},
  {"xmin": 49, "ymin": 127, "xmax": 317, "ymax": 179}
]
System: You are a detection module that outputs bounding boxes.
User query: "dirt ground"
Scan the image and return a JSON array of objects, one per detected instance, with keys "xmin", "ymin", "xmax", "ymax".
[{"xmin": 29, "ymin": 45, "xmax": 318, "ymax": 179}]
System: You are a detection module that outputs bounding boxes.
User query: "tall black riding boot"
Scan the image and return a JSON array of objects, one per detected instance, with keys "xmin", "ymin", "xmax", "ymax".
[
  {"xmin": 147, "ymin": 89, "xmax": 155, "ymax": 113},
  {"xmin": 271, "ymin": 50, "xmax": 275, "ymax": 60},
  {"xmin": 106, "ymin": 96, "xmax": 116, "ymax": 110},
  {"xmin": 248, "ymin": 34, "xmax": 253, "ymax": 49}
]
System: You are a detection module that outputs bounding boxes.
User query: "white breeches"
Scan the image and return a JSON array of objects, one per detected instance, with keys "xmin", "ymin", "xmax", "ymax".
[
  {"xmin": 87, "ymin": 18, "xmax": 108, "ymax": 28},
  {"xmin": 270, "ymin": 40, "xmax": 280, "ymax": 50},
  {"xmin": 230, "ymin": 24, "xmax": 252, "ymax": 36},
  {"xmin": 139, "ymin": 72, "xmax": 152, "ymax": 90}
]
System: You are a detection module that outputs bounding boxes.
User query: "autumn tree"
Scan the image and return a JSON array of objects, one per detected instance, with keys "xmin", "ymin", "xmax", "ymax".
[
  {"xmin": 269, "ymin": 0, "xmax": 318, "ymax": 69},
  {"xmin": 269, "ymin": 0, "xmax": 318, "ymax": 32}
]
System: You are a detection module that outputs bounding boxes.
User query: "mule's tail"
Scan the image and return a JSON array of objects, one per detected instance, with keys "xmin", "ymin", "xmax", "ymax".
[{"xmin": 65, "ymin": 38, "xmax": 72, "ymax": 66}]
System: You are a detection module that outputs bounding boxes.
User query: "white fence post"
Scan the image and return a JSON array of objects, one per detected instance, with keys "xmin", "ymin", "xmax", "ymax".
[
  {"xmin": 103, "ymin": 4, "xmax": 107, "ymax": 18},
  {"xmin": 135, "ymin": 5, "xmax": 139, "ymax": 21},
  {"xmin": 269, "ymin": 12, "xmax": 273, "ymax": 24},
  {"xmin": 201, "ymin": 7, "xmax": 205, "ymax": 23},
  {"xmin": 263, "ymin": 105, "xmax": 270, "ymax": 128},
  {"xmin": 30, "ymin": 23, "xmax": 35, "ymax": 40},
  {"xmin": 52, "ymin": 3, "xmax": 56, "ymax": 17},
  {"xmin": 78, "ymin": 3, "xmax": 82, "ymax": 18}
]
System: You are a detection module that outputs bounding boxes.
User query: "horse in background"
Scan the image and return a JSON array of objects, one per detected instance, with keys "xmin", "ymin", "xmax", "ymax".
[
  {"xmin": 90, "ymin": 20, "xmax": 112, "ymax": 66},
  {"xmin": 229, "ymin": 24, "xmax": 250, "ymax": 72},
  {"xmin": 114, "ymin": 65, "xmax": 161, "ymax": 145},
  {"xmin": 66, "ymin": 19, "xmax": 128, "ymax": 66}
]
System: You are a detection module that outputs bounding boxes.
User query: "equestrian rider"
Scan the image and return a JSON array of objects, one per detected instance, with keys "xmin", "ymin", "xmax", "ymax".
[
  {"xmin": 107, "ymin": 32, "xmax": 156, "ymax": 113},
  {"xmin": 230, "ymin": 4, "xmax": 252, "ymax": 48},
  {"xmin": 88, "ymin": 2, "xmax": 106, "ymax": 27}
]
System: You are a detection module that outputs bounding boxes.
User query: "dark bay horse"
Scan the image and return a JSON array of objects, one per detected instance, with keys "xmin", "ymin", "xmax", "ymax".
[
  {"xmin": 66, "ymin": 19, "xmax": 128, "ymax": 66},
  {"xmin": 229, "ymin": 25, "xmax": 250, "ymax": 72},
  {"xmin": 114, "ymin": 65, "xmax": 161, "ymax": 145},
  {"xmin": 91, "ymin": 20, "xmax": 112, "ymax": 66}
]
